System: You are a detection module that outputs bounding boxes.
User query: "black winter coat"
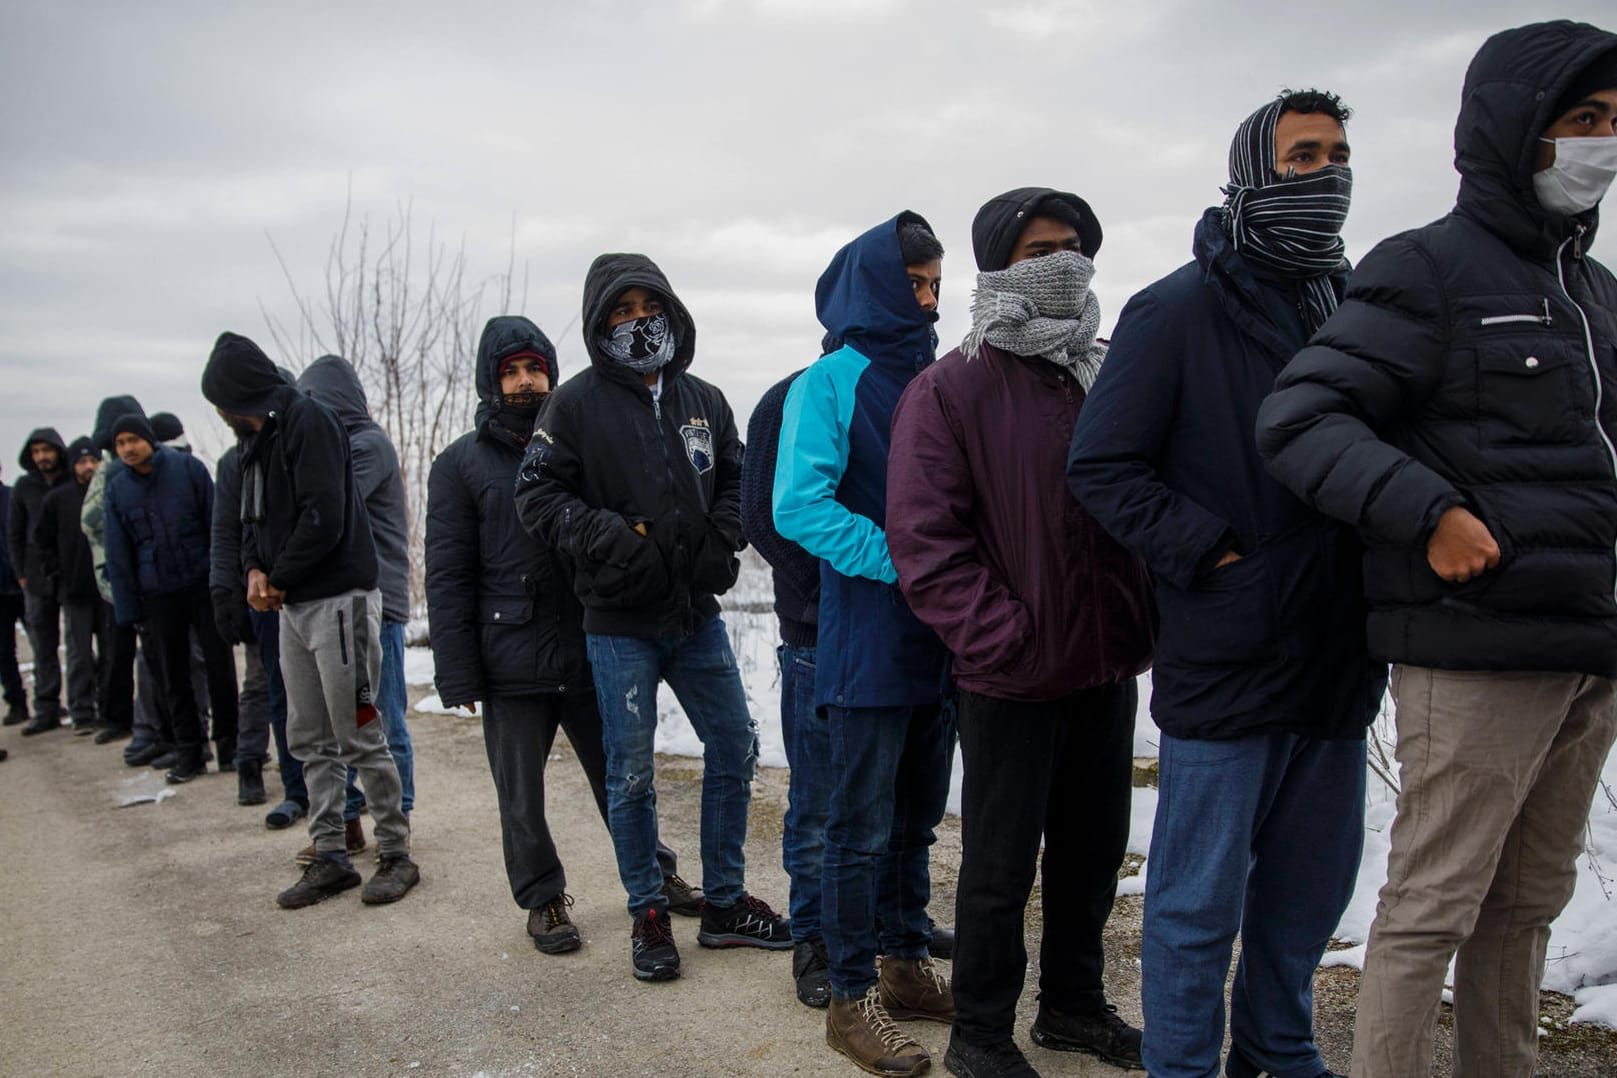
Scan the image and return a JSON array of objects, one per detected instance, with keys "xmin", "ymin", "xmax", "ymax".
[
  {"xmin": 1258, "ymin": 20, "xmax": 1617, "ymax": 678},
  {"xmin": 35, "ymin": 479, "xmax": 99, "ymax": 601},
  {"xmin": 740, "ymin": 370, "xmax": 819, "ymax": 649},
  {"xmin": 514, "ymin": 254, "xmax": 745, "ymax": 640},
  {"xmin": 426, "ymin": 315, "xmax": 589, "ymax": 705},
  {"xmin": 7, "ymin": 427, "xmax": 68, "ymax": 598},
  {"xmin": 0, "ymin": 485, "xmax": 21, "ymax": 596},
  {"xmin": 1069, "ymin": 212, "xmax": 1384, "ymax": 740},
  {"xmin": 104, "ymin": 445, "xmax": 215, "ymax": 625}
]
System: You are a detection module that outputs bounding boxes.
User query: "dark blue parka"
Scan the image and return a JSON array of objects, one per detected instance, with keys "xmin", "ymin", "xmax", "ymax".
[
  {"xmin": 774, "ymin": 212, "xmax": 950, "ymax": 711},
  {"xmin": 1068, "ymin": 212, "xmax": 1385, "ymax": 740},
  {"xmin": 104, "ymin": 444, "xmax": 216, "ymax": 625},
  {"xmin": 1258, "ymin": 21, "xmax": 1617, "ymax": 679},
  {"xmin": 426, "ymin": 316, "xmax": 589, "ymax": 705}
]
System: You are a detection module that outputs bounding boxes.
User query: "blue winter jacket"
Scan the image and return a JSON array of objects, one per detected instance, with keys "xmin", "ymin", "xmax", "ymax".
[
  {"xmin": 774, "ymin": 212, "xmax": 950, "ymax": 710},
  {"xmin": 1067, "ymin": 210, "xmax": 1384, "ymax": 740},
  {"xmin": 104, "ymin": 444, "xmax": 215, "ymax": 625}
]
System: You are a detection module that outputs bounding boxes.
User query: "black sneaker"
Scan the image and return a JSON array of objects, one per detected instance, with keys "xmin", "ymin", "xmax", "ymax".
[
  {"xmin": 72, "ymin": 719, "xmax": 97, "ymax": 736},
  {"xmin": 165, "ymin": 759, "xmax": 207, "ymax": 784},
  {"xmin": 125, "ymin": 740, "xmax": 165, "ymax": 767},
  {"xmin": 528, "ymin": 893, "xmax": 582, "ymax": 954},
  {"xmin": 21, "ymin": 712, "xmax": 61, "ymax": 736},
  {"xmin": 361, "ymin": 855, "xmax": 421, "ymax": 905},
  {"xmin": 928, "ymin": 917, "xmax": 955, "ymax": 960},
  {"xmin": 149, "ymin": 748, "xmax": 179, "ymax": 770},
  {"xmin": 793, "ymin": 936, "xmax": 832, "ymax": 1008},
  {"xmin": 1030, "ymin": 1001, "xmax": 1143, "ymax": 1070},
  {"xmin": 631, "ymin": 906, "xmax": 681, "ymax": 982},
  {"xmin": 697, "ymin": 892, "xmax": 792, "ymax": 950},
  {"xmin": 944, "ymin": 1035, "xmax": 1041, "ymax": 1078},
  {"xmin": 2, "ymin": 701, "xmax": 27, "ymax": 726},
  {"xmin": 93, "ymin": 724, "xmax": 132, "ymax": 745},
  {"xmin": 277, "ymin": 856, "xmax": 362, "ymax": 909},
  {"xmin": 662, "ymin": 872, "xmax": 705, "ymax": 917},
  {"xmin": 236, "ymin": 759, "xmax": 266, "ymax": 805}
]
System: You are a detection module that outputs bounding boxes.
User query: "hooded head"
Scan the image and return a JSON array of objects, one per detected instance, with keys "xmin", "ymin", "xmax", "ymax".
[
  {"xmin": 92, "ymin": 396, "xmax": 144, "ymax": 455},
  {"xmin": 148, "ymin": 412, "xmax": 184, "ymax": 443},
  {"xmin": 580, "ymin": 254, "xmax": 696, "ymax": 383},
  {"xmin": 17, "ymin": 427, "xmax": 67, "ymax": 478},
  {"xmin": 1455, "ymin": 20, "xmax": 1617, "ymax": 254},
  {"xmin": 815, "ymin": 211, "xmax": 941, "ymax": 365},
  {"xmin": 474, "ymin": 315, "xmax": 558, "ymax": 425},
  {"xmin": 201, "ymin": 332, "xmax": 295, "ymax": 418},
  {"xmin": 297, "ymin": 355, "xmax": 377, "ymax": 435},
  {"xmin": 971, "ymin": 189, "xmax": 1102, "ymax": 272}
]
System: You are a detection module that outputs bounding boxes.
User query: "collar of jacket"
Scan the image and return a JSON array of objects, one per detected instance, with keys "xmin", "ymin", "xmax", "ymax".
[{"xmin": 1193, "ymin": 208, "xmax": 1331, "ymax": 362}]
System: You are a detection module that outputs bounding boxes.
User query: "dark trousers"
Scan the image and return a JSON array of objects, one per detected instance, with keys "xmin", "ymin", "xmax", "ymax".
[
  {"xmin": 952, "ymin": 681, "xmax": 1137, "ymax": 1045},
  {"xmin": 254, "ymin": 610, "xmax": 306, "ymax": 804},
  {"xmin": 100, "ymin": 623, "xmax": 137, "ymax": 731},
  {"xmin": 144, "ymin": 582, "xmax": 238, "ymax": 767},
  {"xmin": 23, "ymin": 590, "xmax": 62, "ymax": 714},
  {"xmin": 0, "ymin": 593, "xmax": 25, "ymax": 707},
  {"xmin": 62, "ymin": 597, "xmax": 113, "ymax": 724}
]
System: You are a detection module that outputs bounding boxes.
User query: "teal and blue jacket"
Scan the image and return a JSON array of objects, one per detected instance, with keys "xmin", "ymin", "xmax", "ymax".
[{"xmin": 773, "ymin": 212, "xmax": 949, "ymax": 710}]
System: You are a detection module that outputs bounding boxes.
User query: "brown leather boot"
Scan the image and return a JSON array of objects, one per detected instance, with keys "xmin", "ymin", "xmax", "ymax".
[
  {"xmin": 878, "ymin": 956, "xmax": 955, "ymax": 1024},
  {"xmin": 294, "ymin": 817, "xmax": 369, "ymax": 866},
  {"xmin": 826, "ymin": 987, "xmax": 930, "ymax": 1076}
]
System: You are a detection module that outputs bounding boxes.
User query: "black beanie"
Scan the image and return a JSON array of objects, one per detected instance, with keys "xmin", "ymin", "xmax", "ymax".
[
  {"xmin": 201, "ymin": 332, "xmax": 287, "ymax": 416},
  {"xmin": 1554, "ymin": 46, "xmax": 1617, "ymax": 119},
  {"xmin": 111, "ymin": 413, "xmax": 157, "ymax": 449},
  {"xmin": 149, "ymin": 412, "xmax": 184, "ymax": 442},
  {"xmin": 65, "ymin": 436, "xmax": 97, "ymax": 466},
  {"xmin": 971, "ymin": 187, "xmax": 1103, "ymax": 271}
]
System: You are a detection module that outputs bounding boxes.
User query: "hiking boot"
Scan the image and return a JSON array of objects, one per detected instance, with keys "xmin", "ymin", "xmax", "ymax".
[
  {"xmin": 361, "ymin": 854, "xmax": 420, "ymax": 904},
  {"xmin": 295, "ymin": 818, "xmax": 367, "ymax": 865},
  {"xmin": 1030, "ymin": 1001, "xmax": 1143, "ymax": 1070},
  {"xmin": 21, "ymin": 712, "xmax": 61, "ymax": 736},
  {"xmin": 265, "ymin": 798, "xmax": 308, "ymax": 830},
  {"xmin": 277, "ymin": 856, "xmax": 362, "ymax": 909},
  {"xmin": 662, "ymin": 872, "xmax": 705, "ymax": 916},
  {"xmin": 93, "ymin": 724, "xmax": 132, "ymax": 745},
  {"xmin": 928, "ymin": 918, "xmax": 955, "ymax": 960},
  {"xmin": 236, "ymin": 759, "xmax": 266, "ymax": 805},
  {"xmin": 528, "ymin": 893, "xmax": 581, "ymax": 954},
  {"xmin": 793, "ymin": 936, "xmax": 832, "ymax": 1008},
  {"xmin": 826, "ymin": 986, "xmax": 929, "ymax": 1077},
  {"xmin": 879, "ymin": 956, "xmax": 955, "ymax": 1024},
  {"xmin": 944, "ymin": 1035, "xmax": 1039, "ymax": 1077},
  {"xmin": 2, "ymin": 701, "xmax": 27, "ymax": 726},
  {"xmin": 165, "ymin": 758, "xmax": 207, "ymax": 784},
  {"xmin": 125, "ymin": 740, "xmax": 165, "ymax": 766},
  {"xmin": 697, "ymin": 892, "xmax": 792, "ymax": 949},
  {"xmin": 631, "ymin": 907, "xmax": 680, "ymax": 982}
]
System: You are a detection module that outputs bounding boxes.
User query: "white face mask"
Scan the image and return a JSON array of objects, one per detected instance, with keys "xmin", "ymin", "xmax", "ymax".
[{"xmin": 1533, "ymin": 135, "xmax": 1617, "ymax": 215}]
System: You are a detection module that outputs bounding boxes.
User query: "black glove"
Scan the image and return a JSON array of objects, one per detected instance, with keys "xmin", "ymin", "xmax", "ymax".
[{"xmin": 211, "ymin": 591, "xmax": 256, "ymax": 647}]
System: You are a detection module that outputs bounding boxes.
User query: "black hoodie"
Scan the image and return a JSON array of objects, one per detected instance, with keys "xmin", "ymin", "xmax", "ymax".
[
  {"xmin": 513, "ymin": 255, "xmax": 745, "ymax": 640},
  {"xmin": 35, "ymin": 436, "xmax": 101, "ymax": 601},
  {"xmin": 200, "ymin": 333, "xmax": 378, "ymax": 603},
  {"xmin": 7, "ymin": 427, "xmax": 69, "ymax": 597},
  {"xmin": 424, "ymin": 315, "xmax": 590, "ymax": 703},
  {"xmin": 1259, "ymin": 20, "xmax": 1617, "ymax": 677}
]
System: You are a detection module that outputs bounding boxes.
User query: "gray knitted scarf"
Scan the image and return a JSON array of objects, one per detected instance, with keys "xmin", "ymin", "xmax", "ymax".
[{"xmin": 963, "ymin": 250, "xmax": 1106, "ymax": 390}]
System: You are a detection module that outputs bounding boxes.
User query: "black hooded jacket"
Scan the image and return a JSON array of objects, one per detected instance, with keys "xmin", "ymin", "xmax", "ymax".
[
  {"xmin": 513, "ymin": 255, "xmax": 745, "ymax": 640},
  {"xmin": 201, "ymin": 333, "xmax": 378, "ymax": 603},
  {"xmin": 1258, "ymin": 20, "xmax": 1617, "ymax": 677},
  {"xmin": 425, "ymin": 315, "xmax": 589, "ymax": 704},
  {"xmin": 35, "ymin": 438, "xmax": 101, "ymax": 601},
  {"xmin": 8, "ymin": 427, "xmax": 69, "ymax": 598}
]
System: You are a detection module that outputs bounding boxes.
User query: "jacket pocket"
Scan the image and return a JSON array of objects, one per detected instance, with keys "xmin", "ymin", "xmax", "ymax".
[
  {"xmin": 1474, "ymin": 344, "xmax": 1583, "ymax": 445},
  {"xmin": 478, "ymin": 597, "xmax": 533, "ymax": 626},
  {"xmin": 1156, "ymin": 549, "xmax": 1278, "ymax": 666}
]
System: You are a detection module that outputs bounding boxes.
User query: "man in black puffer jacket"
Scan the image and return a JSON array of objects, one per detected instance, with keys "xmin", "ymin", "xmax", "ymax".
[
  {"xmin": 1258, "ymin": 21, "xmax": 1617, "ymax": 1078},
  {"xmin": 515, "ymin": 254, "xmax": 788, "ymax": 983},
  {"xmin": 428, "ymin": 314, "xmax": 694, "ymax": 955}
]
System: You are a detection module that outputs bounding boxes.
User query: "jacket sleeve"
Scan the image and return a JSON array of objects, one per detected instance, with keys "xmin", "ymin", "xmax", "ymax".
[
  {"xmin": 102, "ymin": 481, "xmax": 141, "ymax": 626},
  {"xmin": 424, "ymin": 449, "xmax": 483, "ymax": 708},
  {"xmin": 1257, "ymin": 237, "xmax": 1463, "ymax": 547},
  {"xmin": 773, "ymin": 359, "xmax": 897, "ymax": 584},
  {"xmin": 741, "ymin": 381, "xmax": 821, "ymax": 600},
  {"xmin": 888, "ymin": 374, "xmax": 1030, "ymax": 672},
  {"xmin": 80, "ymin": 465, "xmax": 113, "ymax": 602},
  {"xmin": 690, "ymin": 391, "xmax": 745, "ymax": 596},
  {"xmin": 515, "ymin": 391, "xmax": 592, "ymax": 550},
  {"xmin": 6, "ymin": 482, "xmax": 28, "ymax": 585},
  {"xmin": 268, "ymin": 405, "xmax": 351, "ymax": 590},
  {"xmin": 1067, "ymin": 290, "xmax": 1238, "ymax": 590},
  {"xmin": 210, "ymin": 451, "xmax": 243, "ymax": 597}
]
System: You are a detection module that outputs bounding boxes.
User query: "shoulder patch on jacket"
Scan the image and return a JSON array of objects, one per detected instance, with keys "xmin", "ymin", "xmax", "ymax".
[{"xmin": 680, "ymin": 418, "xmax": 713, "ymax": 475}]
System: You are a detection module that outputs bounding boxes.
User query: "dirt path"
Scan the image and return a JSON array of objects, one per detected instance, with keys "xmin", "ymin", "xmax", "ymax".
[{"xmin": 1, "ymin": 690, "xmax": 1612, "ymax": 1077}]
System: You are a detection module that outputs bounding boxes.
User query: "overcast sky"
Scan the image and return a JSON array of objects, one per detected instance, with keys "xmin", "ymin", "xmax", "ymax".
[{"xmin": 2, "ymin": 0, "xmax": 1613, "ymax": 471}]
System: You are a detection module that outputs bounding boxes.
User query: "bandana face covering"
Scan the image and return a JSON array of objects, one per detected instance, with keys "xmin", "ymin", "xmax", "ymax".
[
  {"xmin": 598, "ymin": 312, "xmax": 676, "ymax": 373},
  {"xmin": 1534, "ymin": 136, "xmax": 1617, "ymax": 216}
]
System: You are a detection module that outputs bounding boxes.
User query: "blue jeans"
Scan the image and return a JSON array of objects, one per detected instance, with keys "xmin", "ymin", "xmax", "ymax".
[
  {"xmin": 823, "ymin": 700, "xmax": 955, "ymax": 999},
  {"xmin": 253, "ymin": 610, "xmax": 307, "ymax": 805},
  {"xmin": 779, "ymin": 644, "xmax": 830, "ymax": 941},
  {"xmin": 1141, "ymin": 731, "xmax": 1366, "ymax": 1078},
  {"xmin": 587, "ymin": 615, "xmax": 758, "ymax": 917},
  {"xmin": 345, "ymin": 619, "xmax": 414, "ymax": 818}
]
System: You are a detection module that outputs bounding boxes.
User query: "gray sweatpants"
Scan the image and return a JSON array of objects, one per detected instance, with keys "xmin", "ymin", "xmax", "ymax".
[{"xmin": 278, "ymin": 588, "xmax": 408, "ymax": 858}]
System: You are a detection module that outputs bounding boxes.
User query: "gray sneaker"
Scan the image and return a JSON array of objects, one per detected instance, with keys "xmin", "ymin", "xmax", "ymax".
[{"xmin": 361, "ymin": 855, "xmax": 421, "ymax": 905}]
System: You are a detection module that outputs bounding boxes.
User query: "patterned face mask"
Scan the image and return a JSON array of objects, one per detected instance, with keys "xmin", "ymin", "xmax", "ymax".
[{"xmin": 598, "ymin": 312, "xmax": 676, "ymax": 373}]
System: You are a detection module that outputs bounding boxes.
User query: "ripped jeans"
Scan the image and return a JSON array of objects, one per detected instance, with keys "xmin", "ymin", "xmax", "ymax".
[{"xmin": 587, "ymin": 615, "xmax": 760, "ymax": 917}]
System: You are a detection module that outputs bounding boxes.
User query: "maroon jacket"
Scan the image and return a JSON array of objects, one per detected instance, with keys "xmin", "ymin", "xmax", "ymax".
[{"xmin": 888, "ymin": 342, "xmax": 1154, "ymax": 702}]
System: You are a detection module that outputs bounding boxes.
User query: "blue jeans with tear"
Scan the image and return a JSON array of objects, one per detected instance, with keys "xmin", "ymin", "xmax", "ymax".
[{"xmin": 587, "ymin": 615, "xmax": 758, "ymax": 917}]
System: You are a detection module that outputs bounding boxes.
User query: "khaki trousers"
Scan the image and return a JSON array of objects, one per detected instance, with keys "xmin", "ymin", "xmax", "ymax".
[{"xmin": 1352, "ymin": 666, "xmax": 1617, "ymax": 1078}]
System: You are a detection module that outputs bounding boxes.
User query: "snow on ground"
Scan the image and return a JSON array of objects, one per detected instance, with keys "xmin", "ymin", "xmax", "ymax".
[{"xmin": 401, "ymin": 551, "xmax": 1617, "ymax": 1025}]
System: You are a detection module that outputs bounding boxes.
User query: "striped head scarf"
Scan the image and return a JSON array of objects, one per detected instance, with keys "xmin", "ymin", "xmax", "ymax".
[{"xmin": 1221, "ymin": 98, "xmax": 1352, "ymax": 334}]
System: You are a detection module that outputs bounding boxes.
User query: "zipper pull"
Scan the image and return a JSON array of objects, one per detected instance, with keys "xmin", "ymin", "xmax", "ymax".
[
  {"xmin": 1574, "ymin": 224, "xmax": 1587, "ymax": 261},
  {"xmin": 653, "ymin": 397, "xmax": 661, "ymax": 422},
  {"xmin": 1541, "ymin": 297, "xmax": 1554, "ymax": 326}
]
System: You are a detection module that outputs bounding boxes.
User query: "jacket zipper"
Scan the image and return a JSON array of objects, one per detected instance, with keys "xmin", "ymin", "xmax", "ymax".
[
  {"xmin": 1479, "ymin": 299, "xmax": 1553, "ymax": 327},
  {"xmin": 1554, "ymin": 227, "xmax": 1617, "ymax": 600},
  {"xmin": 337, "ymin": 608, "xmax": 349, "ymax": 664}
]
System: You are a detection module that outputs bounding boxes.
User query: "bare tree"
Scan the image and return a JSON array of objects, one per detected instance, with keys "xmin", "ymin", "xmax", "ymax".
[{"xmin": 260, "ymin": 190, "xmax": 527, "ymax": 618}]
